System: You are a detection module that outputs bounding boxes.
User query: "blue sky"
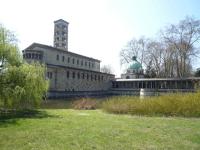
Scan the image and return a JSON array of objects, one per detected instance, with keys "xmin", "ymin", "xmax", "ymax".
[{"xmin": 0, "ymin": 0, "xmax": 200, "ymax": 76}]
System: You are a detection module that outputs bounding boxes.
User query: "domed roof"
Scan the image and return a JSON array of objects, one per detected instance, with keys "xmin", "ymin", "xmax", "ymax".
[{"xmin": 129, "ymin": 56, "xmax": 142, "ymax": 70}]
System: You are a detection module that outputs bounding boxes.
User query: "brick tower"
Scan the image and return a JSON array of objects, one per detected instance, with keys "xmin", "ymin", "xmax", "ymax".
[{"xmin": 54, "ymin": 19, "xmax": 69, "ymax": 51}]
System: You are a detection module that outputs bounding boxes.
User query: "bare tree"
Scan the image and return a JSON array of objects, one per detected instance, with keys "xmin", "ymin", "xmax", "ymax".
[
  {"xmin": 100, "ymin": 65, "xmax": 113, "ymax": 74},
  {"xmin": 161, "ymin": 17, "xmax": 200, "ymax": 77},
  {"xmin": 120, "ymin": 37, "xmax": 148, "ymax": 67},
  {"xmin": 145, "ymin": 40, "xmax": 165, "ymax": 77},
  {"xmin": 120, "ymin": 17, "xmax": 200, "ymax": 78}
]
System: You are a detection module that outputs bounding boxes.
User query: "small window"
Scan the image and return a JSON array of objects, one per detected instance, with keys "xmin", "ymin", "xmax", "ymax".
[
  {"xmin": 31, "ymin": 53, "xmax": 35, "ymax": 59},
  {"xmin": 35, "ymin": 54, "xmax": 38, "ymax": 59},
  {"xmin": 57, "ymin": 54, "xmax": 59, "ymax": 61},
  {"xmin": 82, "ymin": 73, "xmax": 85, "ymax": 79},
  {"xmin": 92, "ymin": 63, "xmax": 94, "ymax": 68},
  {"xmin": 28, "ymin": 53, "xmax": 31, "ymax": 58},
  {"xmin": 56, "ymin": 37, "xmax": 59, "ymax": 41},
  {"xmin": 72, "ymin": 58, "xmax": 75, "ymax": 64},
  {"xmin": 66, "ymin": 71, "xmax": 70, "ymax": 78},
  {"xmin": 89, "ymin": 62, "xmax": 91, "ymax": 68},
  {"xmin": 77, "ymin": 72, "xmax": 80, "ymax": 79},
  {"xmin": 81, "ymin": 60, "xmax": 83, "ymax": 66},
  {"xmin": 87, "ymin": 74, "xmax": 89, "ymax": 80},
  {"xmin": 91, "ymin": 74, "xmax": 93, "ymax": 81},
  {"xmin": 77, "ymin": 59, "xmax": 79, "ymax": 65},
  {"xmin": 62, "ymin": 56, "xmax": 65, "ymax": 62},
  {"xmin": 72, "ymin": 72, "xmax": 75, "ymax": 79},
  {"xmin": 85, "ymin": 61, "xmax": 87, "ymax": 66},
  {"xmin": 47, "ymin": 72, "xmax": 53, "ymax": 79},
  {"xmin": 98, "ymin": 75, "xmax": 100, "ymax": 81},
  {"xmin": 39, "ymin": 54, "xmax": 42, "ymax": 59},
  {"xmin": 95, "ymin": 75, "xmax": 97, "ymax": 81},
  {"xmin": 68, "ymin": 57, "xmax": 70, "ymax": 63},
  {"xmin": 55, "ymin": 43, "xmax": 59, "ymax": 47}
]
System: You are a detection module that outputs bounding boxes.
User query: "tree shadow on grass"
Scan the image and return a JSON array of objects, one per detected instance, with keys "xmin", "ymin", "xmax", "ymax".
[{"xmin": 0, "ymin": 109, "xmax": 56, "ymax": 127}]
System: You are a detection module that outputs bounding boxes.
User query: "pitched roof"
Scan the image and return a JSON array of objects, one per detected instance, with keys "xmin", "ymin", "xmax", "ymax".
[
  {"xmin": 54, "ymin": 19, "xmax": 69, "ymax": 24},
  {"xmin": 24, "ymin": 43, "xmax": 101, "ymax": 62}
]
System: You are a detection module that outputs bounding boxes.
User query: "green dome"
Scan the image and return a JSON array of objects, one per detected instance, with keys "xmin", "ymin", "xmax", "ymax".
[
  {"xmin": 129, "ymin": 56, "xmax": 142, "ymax": 70},
  {"xmin": 129, "ymin": 62, "xmax": 142, "ymax": 70}
]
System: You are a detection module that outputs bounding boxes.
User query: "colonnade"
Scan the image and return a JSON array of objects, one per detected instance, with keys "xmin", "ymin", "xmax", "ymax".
[{"xmin": 112, "ymin": 79, "xmax": 196, "ymax": 90}]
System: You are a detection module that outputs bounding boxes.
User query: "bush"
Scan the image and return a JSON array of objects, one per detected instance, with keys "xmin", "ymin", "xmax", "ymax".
[
  {"xmin": 102, "ymin": 92, "xmax": 200, "ymax": 117},
  {"xmin": 72, "ymin": 98, "xmax": 99, "ymax": 110}
]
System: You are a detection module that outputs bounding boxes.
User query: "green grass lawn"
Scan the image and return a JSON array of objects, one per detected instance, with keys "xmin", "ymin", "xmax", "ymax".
[{"xmin": 0, "ymin": 109, "xmax": 200, "ymax": 150}]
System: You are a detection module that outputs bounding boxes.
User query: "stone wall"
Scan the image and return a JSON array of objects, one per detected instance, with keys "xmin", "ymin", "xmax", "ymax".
[
  {"xmin": 47, "ymin": 64, "xmax": 115, "ymax": 91},
  {"xmin": 30, "ymin": 45, "xmax": 100, "ymax": 72}
]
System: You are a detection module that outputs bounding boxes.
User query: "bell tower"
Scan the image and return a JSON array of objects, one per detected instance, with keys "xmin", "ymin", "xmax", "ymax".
[{"xmin": 54, "ymin": 19, "xmax": 69, "ymax": 51}]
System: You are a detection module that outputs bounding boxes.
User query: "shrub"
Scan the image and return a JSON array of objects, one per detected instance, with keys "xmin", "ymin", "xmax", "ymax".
[
  {"xmin": 102, "ymin": 92, "xmax": 200, "ymax": 117},
  {"xmin": 72, "ymin": 98, "xmax": 99, "ymax": 110}
]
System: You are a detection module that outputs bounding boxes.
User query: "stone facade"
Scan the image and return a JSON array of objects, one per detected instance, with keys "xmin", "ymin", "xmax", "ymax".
[
  {"xmin": 47, "ymin": 65, "xmax": 114, "ymax": 91},
  {"xmin": 22, "ymin": 19, "xmax": 115, "ymax": 94},
  {"xmin": 23, "ymin": 43, "xmax": 100, "ymax": 72}
]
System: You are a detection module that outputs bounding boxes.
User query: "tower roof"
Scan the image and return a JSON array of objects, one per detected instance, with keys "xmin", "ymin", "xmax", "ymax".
[{"xmin": 54, "ymin": 19, "xmax": 69, "ymax": 24}]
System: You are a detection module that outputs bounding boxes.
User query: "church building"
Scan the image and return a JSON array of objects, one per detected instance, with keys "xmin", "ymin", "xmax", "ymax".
[
  {"xmin": 22, "ymin": 19, "xmax": 115, "ymax": 97},
  {"xmin": 22, "ymin": 19, "xmax": 200, "ymax": 97}
]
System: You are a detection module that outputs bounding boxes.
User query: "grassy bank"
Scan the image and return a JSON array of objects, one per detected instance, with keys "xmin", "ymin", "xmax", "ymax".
[
  {"xmin": 102, "ymin": 92, "xmax": 200, "ymax": 117},
  {"xmin": 0, "ymin": 109, "xmax": 200, "ymax": 149}
]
